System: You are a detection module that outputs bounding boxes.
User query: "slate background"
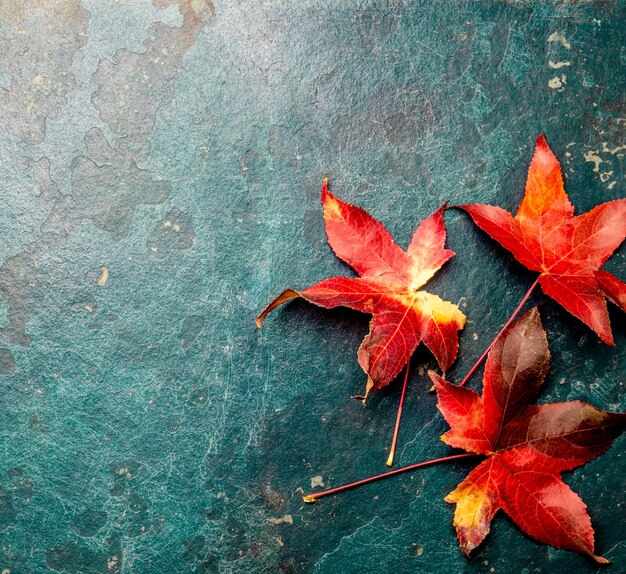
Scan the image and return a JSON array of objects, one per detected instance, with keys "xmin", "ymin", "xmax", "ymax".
[{"xmin": 0, "ymin": 1, "xmax": 624, "ymax": 573}]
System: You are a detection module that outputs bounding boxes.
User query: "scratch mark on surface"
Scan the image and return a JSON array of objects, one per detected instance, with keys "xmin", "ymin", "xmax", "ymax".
[
  {"xmin": 414, "ymin": 39, "xmax": 444, "ymax": 59},
  {"xmin": 398, "ymin": 413, "xmax": 440, "ymax": 461},
  {"xmin": 314, "ymin": 517, "xmax": 379, "ymax": 569}
]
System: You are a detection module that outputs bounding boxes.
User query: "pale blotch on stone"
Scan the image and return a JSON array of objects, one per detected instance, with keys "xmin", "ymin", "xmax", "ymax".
[
  {"xmin": 97, "ymin": 267, "xmax": 109, "ymax": 286},
  {"xmin": 268, "ymin": 514, "xmax": 293, "ymax": 525},
  {"xmin": 547, "ymin": 32, "xmax": 571, "ymax": 49},
  {"xmin": 547, "ymin": 75, "xmax": 566, "ymax": 90},
  {"xmin": 584, "ymin": 150, "xmax": 602, "ymax": 173},
  {"xmin": 310, "ymin": 475, "xmax": 325, "ymax": 488}
]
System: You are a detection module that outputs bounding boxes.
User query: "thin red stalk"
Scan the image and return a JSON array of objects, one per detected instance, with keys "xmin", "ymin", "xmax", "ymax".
[
  {"xmin": 385, "ymin": 363, "xmax": 410, "ymax": 467},
  {"xmin": 302, "ymin": 452, "xmax": 477, "ymax": 503},
  {"xmin": 458, "ymin": 276, "xmax": 540, "ymax": 387}
]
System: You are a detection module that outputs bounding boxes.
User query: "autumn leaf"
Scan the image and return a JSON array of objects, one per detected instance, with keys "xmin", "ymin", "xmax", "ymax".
[
  {"xmin": 429, "ymin": 308, "xmax": 626, "ymax": 562},
  {"xmin": 257, "ymin": 179, "xmax": 466, "ymax": 396},
  {"xmin": 461, "ymin": 135, "xmax": 626, "ymax": 345}
]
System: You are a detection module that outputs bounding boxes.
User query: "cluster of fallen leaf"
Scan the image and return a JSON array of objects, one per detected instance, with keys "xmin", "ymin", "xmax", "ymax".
[{"xmin": 257, "ymin": 136, "xmax": 626, "ymax": 563}]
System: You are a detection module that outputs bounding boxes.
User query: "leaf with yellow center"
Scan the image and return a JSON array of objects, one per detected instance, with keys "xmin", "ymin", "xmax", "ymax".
[{"xmin": 257, "ymin": 179, "xmax": 466, "ymax": 396}]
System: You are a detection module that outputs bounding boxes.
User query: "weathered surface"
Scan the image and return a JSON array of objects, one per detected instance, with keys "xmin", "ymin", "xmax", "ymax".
[{"xmin": 0, "ymin": 1, "xmax": 624, "ymax": 573}]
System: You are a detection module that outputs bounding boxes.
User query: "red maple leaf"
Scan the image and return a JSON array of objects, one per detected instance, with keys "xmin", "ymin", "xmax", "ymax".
[
  {"xmin": 461, "ymin": 135, "xmax": 626, "ymax": 344},
  {"xmin": 257, "ymin": 179, "xmax": 466, "ymax": 396},
  {"xmin": 429, "ymin": 308, "xmax": 626, "ymax": 562}
]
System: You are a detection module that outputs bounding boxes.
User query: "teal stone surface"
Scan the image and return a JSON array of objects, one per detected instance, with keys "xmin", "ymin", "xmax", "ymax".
[{"xmin": 0, "ymin": 1, "xmax": 625, "ymax": 572}]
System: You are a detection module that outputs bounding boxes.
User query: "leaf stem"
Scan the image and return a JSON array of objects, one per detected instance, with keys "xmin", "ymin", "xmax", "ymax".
[
  {"xmin": 458, "ymin": 276, "xmax": 540, "ymax": 387},
  {"xmin": 385, "ymin": 363, "xmax": 410, "ymax": 467},
  {"xmin": 302, "ymin": 452, "xmax": 477, "ymax": 503}
]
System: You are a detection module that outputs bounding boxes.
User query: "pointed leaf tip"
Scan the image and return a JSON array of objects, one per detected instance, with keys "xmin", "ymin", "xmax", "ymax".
[
  {"xmin": 428, "ymin": 370, "xmax": 444, "ymax": 388},
  {"xmin": 256, "ymin": 289, "xmax": 301, "ymax": 327},
  {"xmin": 321, "ymin": 177, "xmax": 329, "ymax": 198}
]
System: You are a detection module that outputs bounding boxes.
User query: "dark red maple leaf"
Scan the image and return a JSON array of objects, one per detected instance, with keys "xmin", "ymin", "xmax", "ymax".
[
  {"xmin": 257, "ymin": 179, "xmax": 466, "ymax": 396},
  {"xmin": 429, "ymin": 307, "xmax": 626, "ymax": 562},
  {"xmin": 461, "ymin": 135, "xmax": 626, "ymax": 344}
]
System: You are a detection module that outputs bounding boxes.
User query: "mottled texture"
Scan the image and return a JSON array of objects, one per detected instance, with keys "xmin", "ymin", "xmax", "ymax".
[
  {"xmin": 0, "ymin": 1, "xmax": 624, "ymax": 573},
  {"xmin": 0, "ymin": 1, "xmax": 89, "ymax": 144}
]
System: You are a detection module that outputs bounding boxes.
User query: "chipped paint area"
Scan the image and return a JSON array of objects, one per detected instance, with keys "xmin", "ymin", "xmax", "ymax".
[
  {"xmin": 548, "ymin": 75, "xmax": 567, "ymax": 91},
  {"xmin": 310, "ymin": 475, "xmax": 325, "ymax": 488},
  {"xmin": 97, "ymin": 267, "xmax": 109, "ymax": 286},
  {"xmin": 548, "ymin": 60, "xmax": 570, "ymax": 69},
  {"xmin": 547, "ymin": 31, "xmax": 571, "ymax": 49},
  {"xmin": 583, "ymin": 141, "xmax": 626, "ymax": 188},
  {"xmin": 268, "ymin": 514, "xmax": 293, "ymax": 526},
  {"xmin": 584, "ymin": 150, "xmax": 603, "ymax": 172}
]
